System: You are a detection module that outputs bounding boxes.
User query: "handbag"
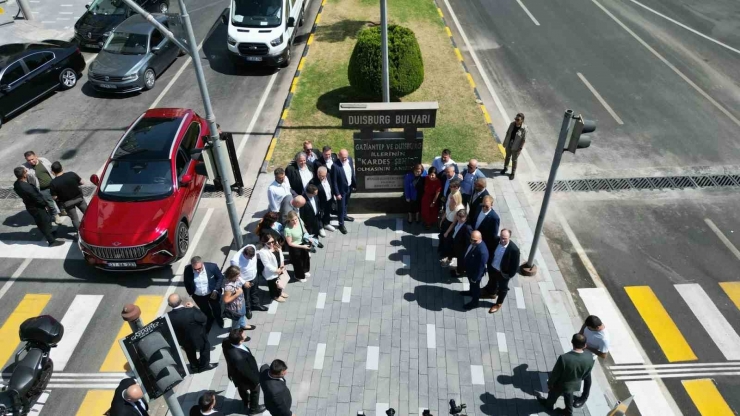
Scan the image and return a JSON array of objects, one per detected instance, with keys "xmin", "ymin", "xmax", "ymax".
[{"xmin": 221, "ymin": 284, "xmax": 244, "ymax": 320}]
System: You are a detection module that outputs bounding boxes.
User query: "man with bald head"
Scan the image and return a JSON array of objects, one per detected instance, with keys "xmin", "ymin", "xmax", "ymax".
[
  {"xmin": 279, "ymin": 194, "xmax": 306, "ymax": 226},
  {"xmin": 461, "ymin": 230, "xmax": 489, "ymax": 310},
  {"xmin": 459, "ymin": 159, "xmax": 486, "ymax": 207},
  {"xmin": 110, "ymin": 377, "xmax": 149, "ymax": 416},
  {"xmin": 330, "ymin": 149, "xmax": 356, "ymax": 234},
  {"xmin": 167, "ymin": 293, "xmax": 216, "ymax": 373}
]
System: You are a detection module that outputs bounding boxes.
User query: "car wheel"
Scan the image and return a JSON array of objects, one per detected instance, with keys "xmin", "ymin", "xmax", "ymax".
[
  {"xmin": 158, "ymin": 1, "xmax": 168, "ymax": 13},
  {"xmin": 143, "ymin": 68, "xmax": 156, "ymax": 90},
  {"xmin": 281, "ymin": 45, "xmax": 291, "ymax": 68},
  {"xmin": 175, "ymin": 221, "xmax": 189, "ymax": 258},
  {"xmin": 59, "ymin": 68, "xmax": 78, "ymax": 90}
]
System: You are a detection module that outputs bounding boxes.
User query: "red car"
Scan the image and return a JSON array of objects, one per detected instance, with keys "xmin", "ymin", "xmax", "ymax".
[{"xmin": 79, "ymin": 108, "xmax": 208, "ymax": 270}]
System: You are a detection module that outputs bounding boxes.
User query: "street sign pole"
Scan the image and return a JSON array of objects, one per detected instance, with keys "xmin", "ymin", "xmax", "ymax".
[
  {"xmin": 379, "ymin": 0, "xmax": 390, "ymax": 102},
  {"xmin": 16, "ymin": 0, "xmax": 34, "ymax": 20}
]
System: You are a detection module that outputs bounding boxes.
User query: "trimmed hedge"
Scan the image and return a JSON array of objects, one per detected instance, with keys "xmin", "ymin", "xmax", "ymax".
[{"xmin": 348, "ymin": 25, "xmax": 424, "ymax": 98}]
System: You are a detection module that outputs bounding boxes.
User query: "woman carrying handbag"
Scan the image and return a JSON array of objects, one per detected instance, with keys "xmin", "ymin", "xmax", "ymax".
[
  {"xmin": 221, "ymin": 265, "xmax": 257, "ymax": 331},
  {"xmin": 283, "ymin": 210, "xmax": 314, "ymax": 282},
  {"xmin": 258, "ymin": 233, "xmax": 289, "ymax": 302}
]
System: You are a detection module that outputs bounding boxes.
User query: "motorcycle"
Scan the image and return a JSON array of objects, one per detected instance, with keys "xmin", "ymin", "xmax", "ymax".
[{"xmin": 0, "ymin": 316, "xmax": 64, "ymax": 416}]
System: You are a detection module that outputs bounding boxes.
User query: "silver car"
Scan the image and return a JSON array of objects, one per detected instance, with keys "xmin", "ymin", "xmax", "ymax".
[{"xmin": 88, "ymin": 14, "xmax": 180, "ymax": 93}]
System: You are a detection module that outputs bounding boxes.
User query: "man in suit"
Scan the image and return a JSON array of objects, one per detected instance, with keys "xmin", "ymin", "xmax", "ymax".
[
  {"xmin": 260, "ymin": 359, "xmax": 294, "ymax": 416},
  {"xmin": 482, "ymin": 229, "xmax": 521, "ymax": 313},
  {"xmin": 501, "ymin": 112, "xmax": 527, "ymax": 180},
  {"xmin": 183, "ymin": 256, "xmax": 225, "ymax": 333},
  {"xmin": 449, "ymin": 209, "xmax": 472, "ymax": 278},
  {"xmin": 314, "ymin": 145, "xmax": 338, "ymax": 172},
  {"xmin": 537, "ymin": 334, "xmax": 594, "ymax": 415},
  {"xmin": 189, "ymin": 390, "xmax": 224, "ymax": 416},
  {"xmin": 460, "ymin": 231, "xmax": 489, "ymax": 310},
  {"xmin": 279, "ymin": 194, "xmax": 305, "ymax": 226},
  {"xmin": 13, "ymin": 167, "xmax": 62, "ymax": 247},
  {"xmin": 310, "ymin": 166, "xmax": 334, "ymax": 233},
  {"xmin": 330, "ymin": 149, "xmax": 356, "ymax": 235},
  {"xmin": 468, "ymin": 195, "xmax": 500, "ymax": 253},
  {"xmin": 438, "ymin": 165, "xmax": 458, "ymax": 206},
  {"xmin": 468, "ymin": 177, "xmax": 489, "ymax": 214},
  {"xmin": 295, "ymin": 140, "xmax": 322, "ymax": 165},
  {"xmin": 285, "ymin": 152, "xmax": 315, "ymax": 196},
  {"xmin": 458, "ymin": 159, "xmax": 486, "ymax": 206},
  {"xmin": 222, "ymin": 329, "xmax": 267, "ymax": 415},
  {"xmin": 167, "ymin": 294, "xmax": 216, "ymax": 373},
  {"xmin": 300, "ymin": 184, "xmax": 322, "ymax": 237},
  {"xmin": 109, "ymin": 377, "xmax": 149, "ymax": 416}
]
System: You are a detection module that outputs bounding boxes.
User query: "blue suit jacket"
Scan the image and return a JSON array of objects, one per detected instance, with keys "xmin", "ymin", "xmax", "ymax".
[
  {"xmin": 464, "ymin": 242, "xmax": 489, "ymax": 282},
  {"xmin": 468, "ymin": 208, "xmax": 500, "ymax": 251},
  {"xmin": 183, "ymin": 262, "xmax": 225, "ymax": 297},
  {"xmin": 330, "ymin": 157, "xmax": 357, "ymax": 196}
]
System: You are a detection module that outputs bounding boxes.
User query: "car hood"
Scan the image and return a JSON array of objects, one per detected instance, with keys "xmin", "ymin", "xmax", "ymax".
[
  {"xmin": 228, "ymin": 25, "xmax": 283, "ymax": 43},
  {"xmin": 90, "ymin": 51, "xmax": 146, "ymax": 76},
  {"xmin": 75, "ymin": 12, "xmax": 126, "ymax": 34},
  {"xmin": 80, "ymin": 196, "xmax": 175, "ymax": 242}
]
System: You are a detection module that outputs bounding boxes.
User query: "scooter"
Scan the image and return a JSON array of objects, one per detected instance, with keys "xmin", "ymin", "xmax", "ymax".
[{"xmin": 0, "ymin": 316, "xmax": 64, "ymax": 416}]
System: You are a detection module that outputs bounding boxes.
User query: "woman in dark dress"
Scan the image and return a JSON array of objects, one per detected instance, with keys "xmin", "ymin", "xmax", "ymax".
[
  {"xmin": 420, "ymin": 167, "xmax": 442, "ymax": 229},
  {"xmin": 403, "ymin": 164, "xmax": 427, "ymax": 224}
]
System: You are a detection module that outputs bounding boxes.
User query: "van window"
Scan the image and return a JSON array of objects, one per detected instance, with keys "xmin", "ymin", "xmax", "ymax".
[{"xmin": 232, "ymin": 0, "xmax": 283, "ymax": 28}]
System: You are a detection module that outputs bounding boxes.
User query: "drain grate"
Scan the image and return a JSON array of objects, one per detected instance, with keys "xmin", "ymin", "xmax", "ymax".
[{"xmin": 528, "ymin": 174, "xmax": 740, "ymax": 193}]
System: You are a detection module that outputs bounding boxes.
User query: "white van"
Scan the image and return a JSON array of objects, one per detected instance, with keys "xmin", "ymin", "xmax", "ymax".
[{"xmin": 222, "ymin": 0, "xmax": 305, "ymax": 67}]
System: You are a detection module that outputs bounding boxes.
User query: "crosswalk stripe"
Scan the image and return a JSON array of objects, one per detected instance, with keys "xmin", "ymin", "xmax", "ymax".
[
  {"xmin": 51, "ymin": 295, "xmax": 104, "ymax": 371},
  {"xmin": 682, "ymin": 379, "xmax": 733, "ymax": 416},
  {"xmin": 99, "ymin": 295, "xmax": 162, "ymax": 372},
  {"xmin": 578, "ymin": 288, "xmax": 644, "ymax": 364},
  {"xmin": 0, "ymin": 294, "xmax": 52, "ymax": 367},
  {"xmin": 719, "ymin": 282, "xmax": 740, "ymax": 311},
  {"xmin": 75, "ymin": 390, "xmax": 114, "ymax": 416},
  {"xmin": 675, "ymin": 283, "xmax": 740, "ymax": 360},
  {"xmin": 624, "ymin": 286, "xmax": 697, "ymax": 362},
  {"xmin": 625, "ymin": 380, "xmax": 677, "ymax": 416}
]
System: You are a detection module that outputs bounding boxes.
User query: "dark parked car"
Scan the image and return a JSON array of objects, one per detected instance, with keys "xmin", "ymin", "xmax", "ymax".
[
  {"xmin": 88, "ymin": 14, "xmax": 181, "ymax": 93},
  {"xmin": 74, "ymin": 0, "xmax": 169, "ymax": 50},
  {"xmin": 0, "ymin": 41, "xmax": 86, "ymax": 128}
]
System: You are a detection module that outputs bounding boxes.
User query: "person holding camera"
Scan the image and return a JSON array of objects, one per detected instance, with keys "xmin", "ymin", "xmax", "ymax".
[{"xmin": 283, "ymin": 210, "xmax": 314, "ymax": 282}]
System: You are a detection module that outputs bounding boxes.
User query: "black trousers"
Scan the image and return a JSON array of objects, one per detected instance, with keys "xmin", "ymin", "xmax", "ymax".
[
  {"xmin": 462, "ymin": 193, "xmax": 471, "ymax": 207},
  {"xmin": 288, "ymin": 246, "xmax": 310, "ymax": 280},
  {"xmin": 243, "ymin": 282, "xmax": 261, "ymax": 311},
  {"xmin": 545, "ymin": 386, "xmax": 575, "ymax": 415},
  {"xmin": 267, "ymin": 279, "xmax": 282, "ymax": 298},
  {"xmin": 579, "ymin": 372, "xmax": 592, "ymax": 401},
  {"xmin": 28, "ymin": 208, "xmax": 54, "ymax": 244},
  {"xmin": 192, "ymin": 294, "xmax": 223, "ymax": 333},
  {"xmin": 237, "ymin": 383, "xmax": 261, "ymax": 411},
  {"xmin": 484, "ymin": 266, "xmax": 511, "ymax": 305},
  {"xmin": 183, "ymin": 338, "xmax": 211, "ymax": 370},
  {"xmin": 337, "ymin": 191, "xmax": 351, "ymax": 225},
  {"xmin": 467, "ymin": 276, "xmax": 481, "ymax": 306},
  {"xmin": 319, "ymin": 203, "xmax": 332, "ymax": 227}
]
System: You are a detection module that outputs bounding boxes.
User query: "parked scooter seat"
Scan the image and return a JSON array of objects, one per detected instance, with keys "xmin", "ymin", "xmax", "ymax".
[{"xmin": 8, "ymin": 349, "xmax": 44, "ymax": 395}]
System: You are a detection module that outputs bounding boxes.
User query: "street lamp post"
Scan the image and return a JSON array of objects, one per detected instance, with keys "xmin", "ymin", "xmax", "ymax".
[{"xmin": 380, "ymin": 0, "xmax": 390, "ymax": 102}]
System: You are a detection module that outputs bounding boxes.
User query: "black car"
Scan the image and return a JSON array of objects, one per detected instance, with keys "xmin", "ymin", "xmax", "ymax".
[
  {"xmin": 74, "ymin": 0, "xmax": 170, "ymax": 50},
  {"xmin": 0, "ymin": 41, "xmax": 86, "ymax": 128}
]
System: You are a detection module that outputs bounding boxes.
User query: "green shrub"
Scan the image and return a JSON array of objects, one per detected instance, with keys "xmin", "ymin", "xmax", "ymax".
[{"xmin": 348, "ymin": 25, "xmax": 424, "ymax": 98}]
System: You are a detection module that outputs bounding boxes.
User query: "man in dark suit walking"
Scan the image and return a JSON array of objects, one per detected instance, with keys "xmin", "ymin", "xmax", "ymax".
[
  {"xmin": 468, "ymin": 177, "xmax": 489, "ymax": 214},
  {"xmin": 109, "ymin": 377, "xmax": 149, "ymax": 416},
  {"xmin": 189, "ymin": 391, "xmax": 224, "ymax": 416},
  {"xmin": 482, "ymin": 229, "xmax": 521, "ymax": 313},
  {"xmin": 537, "ymin": 334, "xmax": 594, "ymax": 415},
  {"xmin": 330, "ymin": 149, "xmax": 356, "ymax": 235},
  {"xmin": 183, "ymin": 256, "xmax": 225, "ymax": 333},
  {"xmin": 460, "ymin": 231, "xmax": 489, "ymax": 310},
  {"xmin": 167, "ymin": 294, "xmax": 216, "ymax": 373},
  {"xmin": 468, "ymin": 195, "xmax": 500, "ymax": 253},
  {"xmin": 13, "ymin": 167, "xmax": 61, "ymax": 247},
  {"xmin": 222, "ymin": 329, "xmax": 267, "ymax": 415},
  {"xmin": 259, "ymin": 359, "xmax": 294, "ymax": 416}
]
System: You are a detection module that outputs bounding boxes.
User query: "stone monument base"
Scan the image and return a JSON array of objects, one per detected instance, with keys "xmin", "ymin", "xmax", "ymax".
[{"xmin": 348, "ymin": 192, "xmax": 406, "ymax": 214}]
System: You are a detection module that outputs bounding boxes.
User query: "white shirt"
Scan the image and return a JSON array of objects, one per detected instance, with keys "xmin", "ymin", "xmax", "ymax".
[
  {"xmin": 445, "ymin": 202, "xmax": 463, "ymax": 222},
  {"xmin": 267, "ymin": 180, "xmax": 291, "ymax": 212},
  {"xmin": 308, "ymin": 196, "xmax": 318, "ymax": 214},
  {"xmin": 192, "ymin": 267, "xmax": 210, "ymax": 296},
  {"xmin": 453, "ymin": 222, "xmax": 465, "ymax": 238},
  {"xmin": 298, "ymin": 165, "xmax": 313, "ymax": 188},
  {"xmin": 475, "ymin": 208, "xmax": 490, "ymax": 229},
  {"xmin": 432, "ymin": 156, "xmax": 456, "ymax": 174},
  {"xmin": 342, "ymin": 159, "xmax": 353, "ymax": 186},
  {"xmin": 323, "ymin": 158, "xmax": 334, "ymax": 171},
  {"xmin": 584, "ymin": 327, "xmax": 611, "ymax": 360},
  {"xmin": 320, "ymin": 178, "xmax": 332, "ymax": 201},
  {"xmin": 230, "ymin": 245, "xmax": 258, "ymax": 282},
  {"xmin": 492, "ymin": 241, "xmax": 508, "ymax": 271}
]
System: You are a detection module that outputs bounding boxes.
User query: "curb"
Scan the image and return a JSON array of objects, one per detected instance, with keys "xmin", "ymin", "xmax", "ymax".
[{"xmin": 260, "ymin": 0, "xmax": 327, "ymax": 174}]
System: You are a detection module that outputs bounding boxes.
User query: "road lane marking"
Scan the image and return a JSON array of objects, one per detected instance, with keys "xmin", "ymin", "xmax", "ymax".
[
  {"xmin": 675, "ymin": 283, "xmax": 740, "ymax": 360},
  {"xmin": 28, "ymin": 390, "xmax": 49, "ymax": 415},
  {"xmin": 52, "ymin": 295, "xmax": 104, "ymax": 371},
  {"xmin": 342, "ymin": 287, "xmax": 351, "ymax": 302},
  {"xmin": 0, "ymin": 240, "xmax": 82, "ymax": 260},
  {"xmin": 316, "ymin": 292, "xmax": 326, "ymax": 309},
  {"xmin": 611, "ymin": 362, "xmax": 740, "ymax": 369},
  {"xmin": 376, "ymin": 403, "xmax": 390, "ymax": 415},
  {"xmin": 365, "ymin": 244, "xmax": 376, "ymax": 261},
  {"xmin": 149, "ymin": 37, "xmax": 207, "ymax": 109},
  {"xmin": 497, "ymin": 332, "xmax": 508, "ymax": 353},
  {"xmin": 624, "ymin": 286, "xmax": 697, "ymax": 362},
  {"xmin": 0, "ymin": 257, "xmax": 32, "ymax": 301},
  {"xmin": 427, "ymin": 324, "xmax": 436, "ymax": 349},
  {"xmin": 267, "ymin": 332, "xmax": 281, "ymax": 346},
  {"xmin": 75, "ymin": 390, "xmax": 115, "ymax": 416},
  {"xmin": 720, "ymin": 282, "xmax": 740, "ymax": 311},
  {"xmin": 705, "ymin": 219, "xmax": 740, "ymax": 261},
  {"xmin": 267, "ymin": 300, "xmax": 278, "ymax": 314},
  {"xmin": 514, "ymin": 286, "xmax": 525, "ymax": 309},
  {"xmin": 515, "ymin": 0, "xmax": 540, "ymax": 26},
  {"xmin": 612, "ymin": 366, "xmax": 740, "ymax": 375},
  {"xmin": 576, "ymin": 72, "xmax": 624, "ymax": 124},
  {"xmin": 99, "ymin": 295, "xmax": 161, "ymax": 372},
  {"xmin": 471, "ymin": 365, "xmax": 485, "ymax": 384},
  {"xmin": 366, "ymin": 346, "xmax": 379, "ymax": 370},
  {"xmin": 0, "ymin": 294, "xmax": 52, "ymax": 367},
  {"xmin": 625, "ymin": 380, "xmax": 677, "ymax": 415},
  {"xmin": 313, "ymin": 343, "xmax": 326, "ymax": 369},
  {"xmin": 589, "ymin": 0, "xmax": 740, "ymax": 129},
  {"xmin": 682, "ymin": 379, "xmax": 734, "ymax": 416},
  {"xmin": 579, "ymin": 288, "xmax": 644, "ymax": 364},
  {"xmin": 236, "ymin": 72, "xmax": 278, "ymax": 156}
]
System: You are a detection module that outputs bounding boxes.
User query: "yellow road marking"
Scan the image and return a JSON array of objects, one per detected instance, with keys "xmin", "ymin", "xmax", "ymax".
[
  {"xmin": 290, "ymin": 77, "xmax": 299, "ymax": 93},
  {"xmin": 315, "ymin": 13, "xmax": 321, "ymax": 24},
  {"xmin": 719, "ymin": 282, "xmax": 740, "ymax": 310},
  {"xmin": 99, "ymin": 295, "xmax": 161, "ymax": 372},
  {"xmin": 497, "ymin": 144, "xmax": 506, "ymax": 155},
  {"xmin": 480, "ymin": 104, "xmax": 492, "ymax": 123},
  {"xmin": 322, "ymin": 0, "xmax": 326, "ymax": 5},
  {"xmin": 307, "ymin": 34, "xmax": 315, "ymax": 45},
  {"xmin": 437, "ymin": 8, "xmax": 444, "ymax": 18},
  {"xmin": 445, "ymin": 26, "xmax": 452, "ymax": 37},
  {"xmin": 466, "ymin": 73, "xmax": 476, "ymax": 89},
  {"xmin": 624, "ymin": 286, "xmax": 697, "ymax": 362},
  {"xmin": 298, "ymin": 57, "xmax": 306, "ymax": 71},
  {"xmin": 265, "ymin": 138, "xmax": 278, "ymax": 162},
  {"xmin": 682, "ymin": 379, "xmax": 733, "ymax": 416},
  {"xmin": 454, "ymin": 48, "xmax": 463, "ymax": 61},
  {"xmin": 0, "ymin": 294, "xmax": 51, "ymax": 367},
  {"xmin": 75, "ymin": 390, "xmax": 115, "ymax": 416},
  {"xmin": 281, "ymin": 109, "xmax": 289, "ymax": 120}
]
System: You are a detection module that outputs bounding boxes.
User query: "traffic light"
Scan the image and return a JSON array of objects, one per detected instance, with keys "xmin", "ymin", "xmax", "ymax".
[
  {"xmin": 135, "ymin": 331, "xmax": 183, "ymax": 394},
  {"xmin": 566, "ymin": 116, "xmax": 596, "ymax": 154}
]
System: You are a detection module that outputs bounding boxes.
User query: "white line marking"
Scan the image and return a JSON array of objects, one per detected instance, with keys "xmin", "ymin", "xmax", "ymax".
[
  {"xmin": 419, "ymin": 408, "xmax": 429, "ymax": 416},
  {"xmin": 342, "ymin": 287, "xmax": 351, "ymax": 303},
  {"xmin": 58, "ymin": 12, "xmax": 73, "ymax": 14},
  {"xmin": 590, "ymin": 0, "xmax": 740, "ymax": 129},
  {"xmin": 313, "ymin": 343, "xmax": 326, "ymax": 369},
  {"xmin": 376, "ymin": 403, "xmax": 390, "ymax": 415},
  {"xmin": 267, "ymin": 332, "xmax": 281, "ymax": 346},
  {"xmin": 403, "ymin": 254, "xmax": 411, "ymax": 269},
  {"xmin": 620, "ymin": 372, "xmax": 740, "ymax": 381},
  {"xmin": 497, "ymin": 332, "xmax": 508, "ymax": 353},
  {"xmin": 149, "ymin": 37, "xmax": 207, "ymax": 109},
  {"xmin": 395, "ymin": 218, "xmax": 403, "ymax": 234},
  {"xmin": 56, "ymin": 18, "xmax": 71, "ymax": 20},
  {"xmin": 625, "ymin": 381, "xmax": 676, "ymax": 415},
  {"xmin": 46, "ymin": 384, "xmax": 120, "ymax": 389},
  {"xmin": 60, "ymin": 4, "xmax": 73, "ymax": 6},
  {"xmin": 426, "ymin": 324, "xmax": 436, "ymax": 349},
  {"xmin": 514, "ymin": 286, "xmax": 525, "ymax": 309},
  {"xmin": 366, "ymin": 346, "xmax": 380, "ymax": 370},
  {"xmin": 576, "ymin": 72, "xmax": 624, "ymax": 124},
  {"xmin": 51, "ymin": 295, "xmax": 104, "ymax": 371},
  {"xmin": 515, "ymin": 0, "xmax": 540, "ymax": 25},
  {"xmin": 675, "ymin": 283, "xmax": 740, "ymax": 360},
  {"xmin": 267, "ymin": 300, "xmax": 279, "ymax": 314},
  {"xmin": 612, "ymin": 367, "xmax": 740, "ymax": 375},
  {"xmin": 0, "ymin": 258, "xmax": 32, "ymax": 301},
  {"xmin": 41, "ymin": 21, "xmax": 55, "ymax": 23},
  {"xmin": 611, "ymin": 362, "xmax": 740, "ymax": 369},
  {"xmin": 0, "ymin": 241, "xmax": 82, "ymax": 260},
  {"xmin": 705, "ymin": 218, "xmax": 740, "ymax": 261},
  {"xmin": 471, "ymin": 365, "xmax": 485, "ymax": 385},
  {"xmin": 365, "ymin": 244, "xmax": 376, "ymax": 261},
  {"xmin": 627, "ymin": 0, "xmax": 740, "ymax": 55},
  {"xmin": 236, "ymin": 72, "xmax": 278, "ymax": 156},
  {"xmin": 578, "ymin": 288, "xmax": 644, "ymax": 364},
  {"xmin": 316, "ymin": 292, "xmax": 326, "ymax": 309},
  {"xmin": 47, "ymin": 378, "xmax": 127, "ymax": 382}
]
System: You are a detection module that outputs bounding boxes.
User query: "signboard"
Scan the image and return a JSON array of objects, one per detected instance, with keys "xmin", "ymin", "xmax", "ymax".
[
  {"xmin": 353, "ymin": 132, "xmax": 423, "ymax": 192},
  {"xmin": 341, "ymin": 102, "xmax": 438, "ymax": 129}
]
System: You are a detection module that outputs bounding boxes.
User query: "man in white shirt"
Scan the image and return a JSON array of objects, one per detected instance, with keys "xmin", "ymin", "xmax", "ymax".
[
  {"xmin": 574, "ymin": 315, "xmax": 610, "ymax": 408},
  {"xmin": 431, "ymin": 148, "xmax": 458, "ymax": 175},
  {"xmin": 267, "ymin": 168, "xmax": 292, "ymax": 212},
  {"xmin": 231, "ymin": 245, "xmax": 268, "ymax": 316}
]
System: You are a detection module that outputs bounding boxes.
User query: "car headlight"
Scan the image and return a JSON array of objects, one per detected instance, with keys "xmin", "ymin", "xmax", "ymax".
[
  {"xmin": 121, "ymin": 74, "xmax": 138, "ymax": 81},
  {"xmin": 227, "ymin": 35, "xmax": 237, "ymax": 46},
  {"xmin": 146, "ymin": 230, "xmax": 169, "ymax": 248},
  {"xmin": 270, "ymin": 34, "xmax": 283, "ymax": 47},
  {"xmin": 103, "ymin": 31, "xmax": 111, "ymax": 37}
]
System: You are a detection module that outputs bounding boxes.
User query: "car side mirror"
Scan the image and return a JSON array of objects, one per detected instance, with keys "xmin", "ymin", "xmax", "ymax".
[
  {"xmin": 90, "ymin": 174, "xmax": 100, "ymax": 186},
  {"xmin": 179, "ymin": 174, "xmax": 192, "ymax": 186},
  {"xmin": 287, "ymin": 17, "xmax": 295, "ymax": 27},
  {"xmin": 220, "ymin": 14, "xmax": 227, "ymax": 25}
]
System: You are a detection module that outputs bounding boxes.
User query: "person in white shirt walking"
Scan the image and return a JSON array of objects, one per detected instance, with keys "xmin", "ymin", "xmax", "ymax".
[
  {"xmin": 574, "ymin": 315, "xmax": 610, "ymax": 408},
  {"xmin": 231, "ymin": 245, "xmax": 268, "ymax": 317},
  {"xmin": 267, "ymin": 168, "xmax": 293, "ymax": 212}
]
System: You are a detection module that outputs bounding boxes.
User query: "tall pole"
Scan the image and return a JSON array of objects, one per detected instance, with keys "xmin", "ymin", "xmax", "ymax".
[
  {"xmin": 380, "ymin": 0, "xmax": 390, "ymax": 102},
  {"xmin": 519, "ymin": 109, "xmax": 573, "ymax": 276},
  {"xmin": 16, "ymin": 0, "xmax": 34, "ymax": 20}
]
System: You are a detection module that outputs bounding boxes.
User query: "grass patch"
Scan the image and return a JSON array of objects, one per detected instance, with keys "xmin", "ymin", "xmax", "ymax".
[{"xmin": 272, "ymin": 0, "xmax": 501, "ymax": 168}]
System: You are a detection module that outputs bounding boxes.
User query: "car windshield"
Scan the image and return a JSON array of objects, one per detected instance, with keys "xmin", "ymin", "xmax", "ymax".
[
  {"xmin": 103, "ymin": 32, "xmax": 148, "ymax": 55},
  {"xmin": 99, "ymin": 160, "xmax": 173, "ymax": 201},
  {"xmin": 88, "ymin": 0, "xmax": 128, "ymax": 15},
  {"xmin": 233, "ymin": 0, "xmax": 282, "ymax": 27}
]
